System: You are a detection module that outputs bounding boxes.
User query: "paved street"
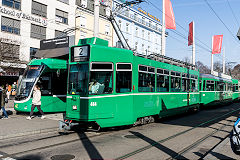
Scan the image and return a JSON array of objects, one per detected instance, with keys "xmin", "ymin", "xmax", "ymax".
[{"xmin": 0, "ymin": 102, "xmax": 239, "ymax": 159}]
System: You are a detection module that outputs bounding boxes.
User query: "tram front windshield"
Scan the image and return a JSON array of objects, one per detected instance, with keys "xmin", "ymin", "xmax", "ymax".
[
  {"xmin": 16, "ymin": 65, "xmax": 43, "ymax": 100},
  {"xmin": 68, "ymin": 64, "xmax": 89, "ymax": 95}
]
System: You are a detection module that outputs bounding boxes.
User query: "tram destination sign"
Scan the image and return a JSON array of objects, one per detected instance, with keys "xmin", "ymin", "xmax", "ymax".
[
  {"xmin": 40, "ymin": 37, "xmax": 69, "ymax": 50},
  {"xmin": 72, "ymin": 46, "xmax": 89, "ymax": 62}
]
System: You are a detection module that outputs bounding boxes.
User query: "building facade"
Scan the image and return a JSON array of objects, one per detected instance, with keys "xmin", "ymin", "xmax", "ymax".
[
  {"xmin": 0, "ymin": 0, "xmax": 76, "ymax": 83},
  {"xmin": 75, "ymin": 0, "xmax": 113, "ymax": 46},
  {"xmin": 112, "ymin": 0, "xmax": 162, "ymax": 55}
]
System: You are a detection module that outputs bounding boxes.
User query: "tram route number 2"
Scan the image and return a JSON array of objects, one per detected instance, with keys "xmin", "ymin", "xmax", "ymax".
[
  {"xmin": 90, "ymin": 102, "xmax": 97, "ymax": 106},
  {"xmin": 74, "ymin": 46, "xmax": 89, "ymax": 58}
]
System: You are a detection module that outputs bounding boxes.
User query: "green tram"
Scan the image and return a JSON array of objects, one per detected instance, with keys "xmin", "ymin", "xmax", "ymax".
[
  {"xmin": 199, "ymin": 74, "xmax": 234, "ymax": 107},
  {"xmin": 14, "ymin": 58, "xmax": 67, "ymax": 113},
  {"xmin": 232, "ymin": 79, "xmax": 240, "ymax": 102},
  {"xmin": 61, "ymin": 37, "xmax": 201, "ymax": 130}
]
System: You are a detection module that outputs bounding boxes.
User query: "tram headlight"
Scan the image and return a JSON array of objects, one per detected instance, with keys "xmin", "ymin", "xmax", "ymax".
[{"xmin": 72, "ymin": 105, "xmax": 77, "ymax": 110}]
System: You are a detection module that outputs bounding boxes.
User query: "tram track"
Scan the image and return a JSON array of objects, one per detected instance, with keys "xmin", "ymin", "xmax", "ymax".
[
  {"xmin": 1, "ymin": 104, "xmax": 239, "ymax": 159},
  {"xmin": 115, "ymin": 105, "xmax": 239, "ymax": 160}
]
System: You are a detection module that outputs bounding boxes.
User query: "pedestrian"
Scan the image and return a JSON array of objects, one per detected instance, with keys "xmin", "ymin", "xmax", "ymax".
[
  {"xmin": 26, "ymin": 84, "xmax": 46, "ymax": 120},
  {"xmin": 0, "ymin": 86, "xmax": 8, "ymax": 119},
  {"xmin": 6, "ymin": 84, "xmax": 11, "ymax": 100}
]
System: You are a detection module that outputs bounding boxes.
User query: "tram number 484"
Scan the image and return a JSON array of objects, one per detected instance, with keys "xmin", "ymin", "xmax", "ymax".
[{"xmin": 90, "ymin": 102, "xmax": 97, "ymax": 106}]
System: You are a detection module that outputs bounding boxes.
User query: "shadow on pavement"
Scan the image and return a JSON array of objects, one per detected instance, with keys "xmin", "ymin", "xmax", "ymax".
[
  {"xmin": 76, "ymin": 131, "xmax": 103, "ymax": 160},
  {"xmin": 157, "ymin": 103, "xmax": 239, "ymax": 128},
  {"xmin": 129, "ymin": 131, "xmax": 187, "ymax": 159},
  {"xmin": 16, "ymin": 154, "xmax": 43, "ymax": 160}
]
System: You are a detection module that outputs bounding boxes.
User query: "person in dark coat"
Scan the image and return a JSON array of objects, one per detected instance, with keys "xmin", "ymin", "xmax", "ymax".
[{"xmin": 0, "ymin": 86, "xmax": 8, "ymax": 119}]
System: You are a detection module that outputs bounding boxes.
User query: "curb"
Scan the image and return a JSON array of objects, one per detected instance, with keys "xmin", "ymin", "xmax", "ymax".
[{"xmin": 0, "ymin": 127, "xmax": 58, "ymax": 140}]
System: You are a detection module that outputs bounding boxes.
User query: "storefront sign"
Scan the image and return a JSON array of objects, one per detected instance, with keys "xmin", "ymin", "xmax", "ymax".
[
  {"xmin": 138, "ymin": 8, "xmax": 161, "ymax": 23},
  {"xmin": 0, "ymin": 5, "xmax": 47, "ymax": 26},
  {"xmin": 0, "ymin": 37, "xmax": 21, "ymax": 45},
  {"xmin": 40, "ymin": 37, "xmax": 69, "ymax": 50}
]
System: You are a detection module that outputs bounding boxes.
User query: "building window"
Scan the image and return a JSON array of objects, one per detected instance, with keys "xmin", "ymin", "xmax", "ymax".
[
  {"xmin": 57, "ymin": 0, "xmax": 69, "ymax": 4},
  {"xmin": 142, "ymin": 30, "xmax": 145, "ymax": 38},
  {"xmin": 147, "ymin": 46, "xmax": 150, "ymax": 55},
  {"xmin": 105, "ymin": 24, "xmax": 110, "ymax": 35},
  {"xmin": 56, "ymin": 9, "xmax": 68, "ymax": 24},
  {"xmin": 32, "ymin": 1, "xmax": 47, "ymax": 18},
  {"xmin": 2, "ymin": 0, "xmax": 21, "ymax": 10},
  {"xmin": 31, "ymin": 24, "xmax": 46, "ymax": 40},
  {"xmin": 126, "ymin": 23, "xmax": 129, "ymax": 33},
  {"xmin": 79, "ymin": 32, "xmax": 86, "ymax": 39},
  {"xmin": 1, "ymin": 16, "xmax": 20, "ymax": 35},
  {"xmin": 79, "ymin": 15, "xmax": 86, "ymax": 27},
  {"xmin": 55, "ymin": 30, "xmax": 67, "ymax": 37},
  {"xmin": 142, "ymin": 44, "xmax": 144, "ymax": 54},
  {"xmin": 0, "ymin": 42, "xmax": 20, "ymax": 61},
  {"xmin": 118, "ymin": 20, "xmax": 122, "ymax": 30},
  {"xmin": 30, "ymin": 47, "xmax": 38, "ymax": 59},
  {"xmin": 135, "ymin": 42, "xmax": 138, "ymax": 51},
  {"xmin": 135, "ymin": 27, "xmax": 138, "ymax": 37}
]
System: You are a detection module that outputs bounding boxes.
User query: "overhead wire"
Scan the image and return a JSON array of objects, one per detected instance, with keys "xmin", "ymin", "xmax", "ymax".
[
  {"xmin": 143, "ymin": 0, "xmax": 233, "ymax": 65},
  {"xmin": 226, "ymin": 0, "xmax": 240, "ymax": 27}
]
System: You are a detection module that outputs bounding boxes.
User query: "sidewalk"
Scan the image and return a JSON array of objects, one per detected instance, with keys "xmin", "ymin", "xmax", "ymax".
[{"xmin": 0, "ymin": 99, "xmax": 64, "ymax": 140}]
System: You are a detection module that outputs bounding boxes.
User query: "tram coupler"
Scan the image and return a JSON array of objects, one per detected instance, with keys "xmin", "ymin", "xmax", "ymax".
[{"xmin": 58, "ymin": 120, "xmax": 79, "ymax": 133}]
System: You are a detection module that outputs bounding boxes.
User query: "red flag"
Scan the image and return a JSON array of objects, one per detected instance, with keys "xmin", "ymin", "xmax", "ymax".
[
  {"xmin": 212, "ymin": 35, "xmax": 223, "ymax": 54},
  {"xmin": 165, "ymin": 0, "xmax": 176, "ymax": 30},
  {"xmin": 188, "ymin": 22, "xmax": 193, "ymax": 46}
]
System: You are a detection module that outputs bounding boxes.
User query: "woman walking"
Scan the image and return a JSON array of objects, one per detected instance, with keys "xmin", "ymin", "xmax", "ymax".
[{"xmin": 26, "ymin": 85, "xmax": 45, "ymax": 120}]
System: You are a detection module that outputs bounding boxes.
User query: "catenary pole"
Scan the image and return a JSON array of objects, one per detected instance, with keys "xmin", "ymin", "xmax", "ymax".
[
  {"xmin": 94, "ymin": 0, "xmax": 100, "ymax": 37},
  {"xmin": 161, "ymin": 0, "xmax": 166, "ymax": 56}
]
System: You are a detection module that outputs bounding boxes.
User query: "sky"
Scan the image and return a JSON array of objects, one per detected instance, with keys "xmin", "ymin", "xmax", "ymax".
[{"xmin": 136, "ymin": 0, "xmax": 240, "ymax": 67}]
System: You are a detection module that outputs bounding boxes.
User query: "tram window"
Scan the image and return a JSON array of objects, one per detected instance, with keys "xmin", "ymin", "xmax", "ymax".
[
  {"xmin": 89, "ymin": 62, "xmax": 113, "ymax": 95},
  {"xmin": 206, "ymin": 81, "xmax": 214, "ymax": 91},
  {"xmin": 116, "ymin": 63, "xmax": 132, "ymax": 93},
  {"xmin": 164, "ymin": 70, "xmax": 169, "ymax": 75},
  {"xmin": 38, "ymin": 72, "xmax": 52, "ymax": 95},
  {"xmin": 157, "ymin": 69, "xmax": 163, "ymax": 74},
  {"xmin": 171, "ymin": 76, "xmax": 181, "ymax": 92},
  {"xmin": 139, "ymin": 65, "xmax": 147, "ymax": 72},
  {"xmin": 199, "ymin": 80, "xmax": 202, "ymax": 91},
  {"xmin": 203, "ymin": 80, "xmax": 206, "ymax": 91},
  {"xmin": 148, "ymin": 67, "xmax": 154, "ymax": 73},
  {"xmin": 191, "ymin": 79, "xmax": 198, "ymax": 92},
  {"xmin": 91, "ymin": 63, "xmax": 113, "ymax": 70},
  {"xmin": 52, "ymin": 70, "xmax": 67, "ymax": 95},
  {"xmin": 69, "ymin": 64, "xmax": 89, "ymax": 95},
  {"xmin": 157, "ymin": 74, "xmax": 169, "ymax": 92},
  {"xmin": 138, "ymin": 65, "xmax": 155, "ymax": 92},
  {"xmin": 215, "ymin": 81, "xmax": 220, "ymax": 91},
  {"xmin": 219, "ymin": 82, "xmax": 224, "ymax": 91},
  {"xmin": 182, "ymin": 78, "xmax": 187, "ymax": 92}
]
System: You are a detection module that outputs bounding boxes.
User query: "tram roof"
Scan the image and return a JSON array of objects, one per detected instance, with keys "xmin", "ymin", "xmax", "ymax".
[
  {"xmin": 200, "ymin": 73, "xmax": 232, "ymax": 82},
  {"xmin": 29, "ymin": 58, "xmax": 67, "ymax": 69}
]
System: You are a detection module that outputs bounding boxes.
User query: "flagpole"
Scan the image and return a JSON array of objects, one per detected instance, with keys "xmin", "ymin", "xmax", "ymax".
[
  {"xmin": 211, "ymin": 36, "xmax": 214, "ymax": 74},
  {"xmin": 161, "ymin": 0, "xmax": 166, "ymax": 56},
  {"xmin": 192, "ymin": 21, "xmax": 195, "ymax": 66},
  {"xmin": 223, "ymin": 47, "xmax": 225, "ymax": 74}
]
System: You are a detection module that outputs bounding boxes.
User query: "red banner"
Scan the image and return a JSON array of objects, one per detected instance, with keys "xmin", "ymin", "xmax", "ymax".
[
  {"xmin": 212, "ymin": 35, "xmax": 223, "ymax": 54},
  {"xmin": 165, "ymin": 0, "xmax": 176, "ymax": 30},
  {"xmin": 188, "ymin": 22, "xmax": 193, "ymax": 46}
]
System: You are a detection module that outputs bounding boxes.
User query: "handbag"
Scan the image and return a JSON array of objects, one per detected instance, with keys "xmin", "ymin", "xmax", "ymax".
[{"xmin": 4, "ymin": 97, "xmax": 8, "ymax": 103}]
